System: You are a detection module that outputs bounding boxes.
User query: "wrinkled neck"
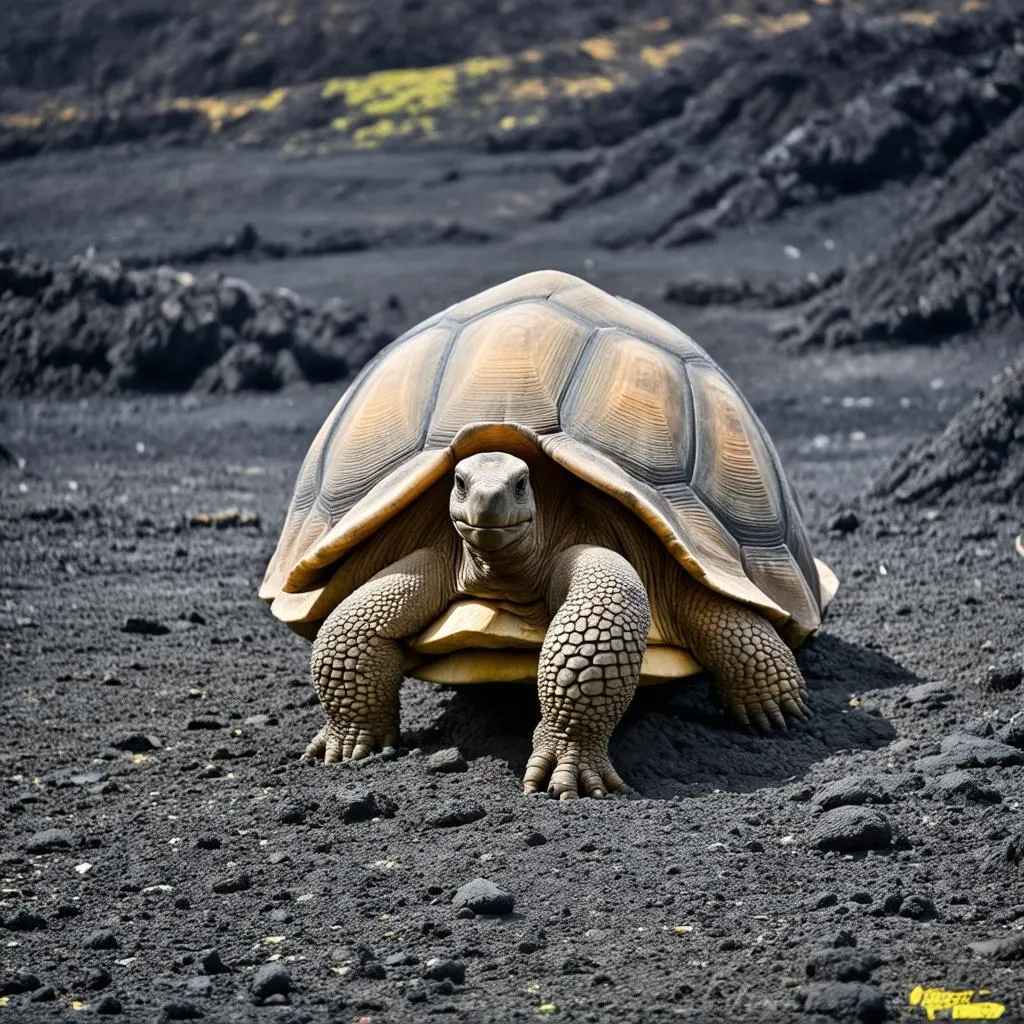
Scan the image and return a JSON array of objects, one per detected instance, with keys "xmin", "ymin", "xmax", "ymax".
[{"xmin": 457, "ymin": 529, "xmax": 548, "ymax": 602}]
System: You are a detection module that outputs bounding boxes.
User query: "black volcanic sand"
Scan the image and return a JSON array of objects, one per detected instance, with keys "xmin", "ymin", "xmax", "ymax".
[
  {"xmin": 3, "ymin": 0, "xmax": 1024, "ymax": 1020},
  {"xmin": 2, "ymin": 238, "xmax": 1023, "ymax": 1020}
]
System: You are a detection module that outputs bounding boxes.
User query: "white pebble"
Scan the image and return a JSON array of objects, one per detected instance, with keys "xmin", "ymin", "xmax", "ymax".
[{"xmin": 784, "ymin": 245, "xmax": 801, "ymax": 259}]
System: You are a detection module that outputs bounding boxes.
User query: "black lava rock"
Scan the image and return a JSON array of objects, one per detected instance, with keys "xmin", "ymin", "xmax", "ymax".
[
  {"xmin": 940, "ymin": 734, "xmax": 1022, "ymax": 768},
  {"xmin": 808, "ymin": 807, "xmax": 895, "ymax": 853},
  {"xmin": 87, "ymin": 967, "xmax": 112, "ymax": 990},
  {"xmin": 929, "ymin": 771, "xmax": 1002, "ymax": 804},
  {"xmin": 85, "ymin": 929, "xmax": 118, "ymax": 950},
  {"xmin": 122, "ymin": 616, "xmax": 170, "ymax": 636},
  {"xmin": 813, "ymin": 776, "xmax": 888, "ymax": 811},
  {"xmin": 251, "ymin": 963, "xmax": 292, "ymax": 1000},
  {"xmin": 829, "ymin": 510, "xmax": 861, "ymax": 534},
  {"xmin": 423, "ymin": 958, "xmax": 466, "ymax": 984},
  {"xmin": 211, "ymin": 872, "xmax": 251, "ymax": 894},
  {"xmin": 3, "ymin": 910, "xmax": 47, "ymax": 931},
  {"xmin": 452, "ymin": 878, "xmax": 515, "ymax": 915},
  {"xmin": 798, "ymin": 981, "xmax": 886, "ymax": 1022},
  {"xmin": 96, "ymin": 996, "xmax": 123, "ymax": 1016},
  {"xmin": 898, "ymin": 895, "xmax": 938, "ymax": 921},
  {"xmin": 428, "ymin": 801, "xmax": 486, "ymax": 828},
  {"xmin": 1, "ymin": 972, "xmax": 41, "ymax": 996},
  {"xmin": 160, "ymin": 1001, "xmax": 203, "ymax": 1020},
  {"xmin": 967, "ymin": 933, "xmax": 1024, "ymax": 961},
  {"xmin": 336, "ymin": 788, "xmax": 397, "ymax": 823},
  {"xmin": 200, "ymin": 949, "xmax": 231, "ymax": 975},
  {"xmin": 24, "ymin": 828, "xmax": 76, "ymax": 853},
  {"xmin": 806, "ymin": 949, "xmax": 883, "ymax": 983},
  {"xmin": 111, "ymin": 733, "xmax": 162, "ymax": 753},
  {"xmin": 904, "ymin": 682, "xmax": 952, "ymax": 708}
]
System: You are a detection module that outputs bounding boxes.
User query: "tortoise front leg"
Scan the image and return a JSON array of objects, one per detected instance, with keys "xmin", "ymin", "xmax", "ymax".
[
  {"xmin": 306, "ymin": 547, "xmax": 453, "ymax": 763},
  {"xmin": 524, "ymin": 545, "xmax": 650, "ymax": 800}
]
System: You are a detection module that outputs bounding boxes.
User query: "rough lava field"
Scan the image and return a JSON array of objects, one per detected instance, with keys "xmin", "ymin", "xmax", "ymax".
[{"xmin": 1, "ymin": 1, "xmax": 1023, "ymax": 1021}]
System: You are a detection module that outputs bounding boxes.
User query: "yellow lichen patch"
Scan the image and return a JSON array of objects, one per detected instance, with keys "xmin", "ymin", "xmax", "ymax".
[
  {"xmin": 0, "ymin": 112, "xmax": 44, "ymax": 129},
  {"xmin": 172, "ymin": 96, "xmax": 263, "ymax": 132},
  {"xmin": 331, "ymin": 115, "xmax": 350, "ymax": 132},
  {"xmin": 509, "ymin": 78, "xmax": 551, "ymax": 102},
  {"xmin": 960, "ymin": 0, "xmax": 986, "ymax": 10},
  {"xmin": 277, "ymin": 8, "xmax": 295, "ymax": 26},
  {"xmin": 560, "ymin": 75, "xmax": 618, "ymax": 99},
  {"xmin": 258, "ymin": 88, "xmax": 288, "ymax": 112},
  {"xmin": 579, "ymin": 36, "xmax": 618, "ymax": 62},
  {"xmin": 720, "ymin": 12, "xmax": 750, "ymax": 28},
  {"xmin": 644, "ymin": 17, "xmax": 672, "ymax": 32},
  {"xmin": 521, "ymin": 48, "xmax": 543, "ymax": 63},
  {"xmin": 899, "ymin": 9, "xmax": 941, "ymax": 26},
  {"xmin": 756, "ymin": 10, "xmax": 812, "ymax": 35},
  {"xmin": 351, "ymin": 115, "xmax": 438, "ymax": 148},
  {"xmin": 57, "ymin": 105, "xmax": 83, "ymax": 122},
  {"xmin": 242, "ymin": 31, "xmax": 260, "ymax": 45},
  {"xmin": 322, "ymin": 65, "xmax": 457, "ymax": 118},
  {"xmin": 641, "ymin": 39, "xmax": 689, "ymax": 70},
  {"xmin": 461, "ymin": 56, "xmax": 513, "ymax": 78}
]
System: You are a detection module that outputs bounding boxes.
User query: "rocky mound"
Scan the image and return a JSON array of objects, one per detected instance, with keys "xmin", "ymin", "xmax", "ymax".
[
  {"xmin": 776, "ymin": 106, "xmax": 1024, "ymax": 349},
  {"xmin": 0, "ymin": 245, "xmax": 397, "ymax": 397},
  {"xmin": 872, "ymin": 357, "xmax": 1024, "ymax": 506},
  {"xmin": 542, "ymin": 6, "xmax": 1022, "ymax": 240}
]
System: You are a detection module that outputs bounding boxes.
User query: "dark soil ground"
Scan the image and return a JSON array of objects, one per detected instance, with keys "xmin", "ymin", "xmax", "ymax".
[{"xmin": 2, "ymin": 0, "xmax": 1023, "ymax": 1021}]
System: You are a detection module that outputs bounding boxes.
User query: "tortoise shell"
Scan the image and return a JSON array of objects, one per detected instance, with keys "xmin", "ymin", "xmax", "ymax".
[{"xmin": 262, "ymin": 270, "xmax": 833, "ymax": 637}]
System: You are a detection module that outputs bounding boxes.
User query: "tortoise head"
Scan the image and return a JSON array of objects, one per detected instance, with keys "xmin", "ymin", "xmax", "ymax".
[{"xmin": 449, "ymin": 452, "xmax": 535, "ymax": 553}]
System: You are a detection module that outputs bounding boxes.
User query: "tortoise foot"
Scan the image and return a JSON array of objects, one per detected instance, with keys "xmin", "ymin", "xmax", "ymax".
[
  {"xmin": 727, "ymin": 688, "xmax": 810, "ymax": 733},
  {"xmin": 303, "ymin": 720, "xmax": 398, "ymax": 764},
  {"xmin": 522, "ymin": 723, "xmax": 632, "ymax": 801}
]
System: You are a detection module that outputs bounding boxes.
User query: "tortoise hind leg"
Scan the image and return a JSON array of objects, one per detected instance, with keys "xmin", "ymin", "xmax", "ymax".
[
  {"xmin": 306, "ymin": 547, "xmax": 453, "ymax": 763},
  {"xmin": 524, "ymin": 545, "xmax": 649, "ymax": 800},
  {"xmin": 680, "ymin": 584, "xmax": 809, "ymax": 732}
]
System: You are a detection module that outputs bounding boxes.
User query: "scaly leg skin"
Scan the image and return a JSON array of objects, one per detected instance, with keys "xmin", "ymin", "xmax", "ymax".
[
  {"xmin": 305, "ymin": 547, "xmax": 452, "ymax": 764},
  {"xmin": 524, "ymin": 545, "xmax": 650, "ymax": 800},
  {"xmin": 681, "ymin": 583, "xmax": 809, "ymax": 733}
]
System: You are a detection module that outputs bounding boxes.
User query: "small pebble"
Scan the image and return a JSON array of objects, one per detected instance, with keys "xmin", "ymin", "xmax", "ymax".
[
  {"xmin": 898, "ymin": 895, "xmax": 937, "ymax": 921},
  {"xmin": 122, "ymin": 616, "xmax": 170, "ymax": 636},
  {"xmin": 426, "ymin": 748, "xmax": 468, "ymax": 774},
  {"xmin": 829, "ymin": 510, "xmax": 860, "ymax": 534},
  {"xmin": 423, "ymin": 958, "xmax": 466, "ymax": 984},
  {"xmin": 85, "ymin": 929, "xmax": 118, "ymax": 950},
  {"xmin": 87, "ymin": 967, "xmax": 112, "ymax": 990},
  {"xmin": 201, "ymin": 949, "xmax": 231, "ymax": 974},
  {"xmin": 160, "ymin": 1001, "xmax": 202, "ymax": 1020},
  {"xmin": 211, "ymin": 872, "xmax": 250, "ymax": 894}
]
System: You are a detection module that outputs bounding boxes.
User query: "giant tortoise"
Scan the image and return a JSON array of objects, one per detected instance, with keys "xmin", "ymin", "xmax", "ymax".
[{"xmin": 261, "ymin": 270, "xmax": 838, "ymax": 799}]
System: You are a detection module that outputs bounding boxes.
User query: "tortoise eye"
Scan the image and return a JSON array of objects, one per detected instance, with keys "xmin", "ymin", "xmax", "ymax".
[
  {"xmin": 514, "ymin": 475, "xmax": 528, "ymax": 498},
  {"xmin": 454, "ymin": 474, "xmax": 467, "ymax": 497}
]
